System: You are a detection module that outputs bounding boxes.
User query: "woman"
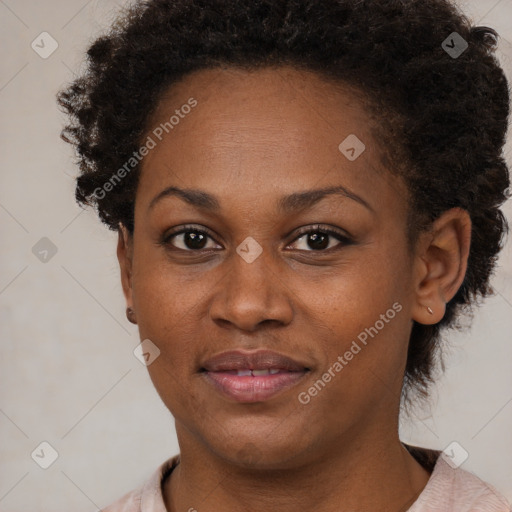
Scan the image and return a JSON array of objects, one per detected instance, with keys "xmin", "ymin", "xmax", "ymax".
[{"xmin": 57, "ymin": 0, "xmax": 511, "ymax": 510}]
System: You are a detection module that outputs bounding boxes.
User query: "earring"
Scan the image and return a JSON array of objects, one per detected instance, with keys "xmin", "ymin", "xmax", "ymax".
[
  {"xmin": 426, "ymin": 306, "xmax": 434, "ymax": 315},
  {"xmin": 126, "ymin": 307, "xmax": 137, "ymax": 324}
]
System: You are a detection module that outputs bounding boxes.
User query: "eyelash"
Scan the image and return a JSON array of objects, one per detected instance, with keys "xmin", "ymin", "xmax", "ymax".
[{"xmin": 160, "ymin": 224, "xmax": 353, "ymax": 253}]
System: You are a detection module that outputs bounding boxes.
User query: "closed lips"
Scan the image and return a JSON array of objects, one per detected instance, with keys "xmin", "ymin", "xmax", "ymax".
[
  {"xmin": 200, "ymin": 349, "xmax": 311, "ymax": 403},
  {"xmin": 200, "ymin": 349, "xmax": 310, "ymax": 373},
  {"xmin": 222, "ymin": 369, "xmax": 293, "ymax": 376}
]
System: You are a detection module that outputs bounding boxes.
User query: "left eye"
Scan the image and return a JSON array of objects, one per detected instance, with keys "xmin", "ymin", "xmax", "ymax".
[{"xmin": 288, "ymin": 227, "xmax": 351, "ymax": 252}]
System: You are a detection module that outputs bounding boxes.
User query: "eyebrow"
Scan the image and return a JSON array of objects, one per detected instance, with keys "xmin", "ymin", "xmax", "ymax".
[{"xmin": 148, "ymin": 185, "xmax": 374, "ymax": 214}]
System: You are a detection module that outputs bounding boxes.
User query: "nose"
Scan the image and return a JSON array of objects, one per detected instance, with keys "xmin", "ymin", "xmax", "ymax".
[{"xmin": 208, "ymin": 243, "xmax": 294, "ymax": 332}]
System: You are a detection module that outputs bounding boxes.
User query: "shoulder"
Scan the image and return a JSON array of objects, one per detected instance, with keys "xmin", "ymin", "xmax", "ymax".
[
  {"xmin": 102, "ymin": 486, "xmax": 143, "ymax": 512},
  {"xmin": 102, "ymin": 455, "xmax": 180, "ymax": 512},
  {"xmin": 405, "ymin": 445, "xmax": 511, "ymax": 512}
]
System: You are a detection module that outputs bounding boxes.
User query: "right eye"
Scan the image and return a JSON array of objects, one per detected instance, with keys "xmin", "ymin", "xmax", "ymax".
[{"xmin": 161, "ymin": 225, "xmax": 222, "ymax": 252}]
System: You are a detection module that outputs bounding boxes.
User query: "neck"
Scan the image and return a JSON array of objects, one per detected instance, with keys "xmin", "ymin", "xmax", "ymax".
[{"xmin": 163, "ymin": 422, "xmax": 431, "ymax": 512}]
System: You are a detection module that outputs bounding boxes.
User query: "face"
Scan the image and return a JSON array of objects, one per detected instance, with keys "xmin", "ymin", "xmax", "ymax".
[{"xmin": 119, "ymin": 66, "xmax": 421, "ymax": 468}]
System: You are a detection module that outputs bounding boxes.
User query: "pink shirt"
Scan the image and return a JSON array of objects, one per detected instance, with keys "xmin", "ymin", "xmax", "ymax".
[{"xmin": 102, "ymin": 446, "xmax": 511, "ymax": 512}]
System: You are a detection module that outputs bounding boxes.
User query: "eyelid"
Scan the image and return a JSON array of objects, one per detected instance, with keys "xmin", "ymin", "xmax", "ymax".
[
  {"xmin": 165, "ymin": 224, "xmax": 217, "ymax": 239},
  {"xmin": 290, "ymin": 224, "xmax": 352, "ymax": 242}
]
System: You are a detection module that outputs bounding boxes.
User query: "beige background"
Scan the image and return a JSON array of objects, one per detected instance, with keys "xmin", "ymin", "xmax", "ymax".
[{"xmin": 0, "ymin": 0, "xmax": 511, "ymax": 510}]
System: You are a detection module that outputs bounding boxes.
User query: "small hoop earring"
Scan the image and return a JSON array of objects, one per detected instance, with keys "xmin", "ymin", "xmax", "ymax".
[
  {"xmin": 427, "ymin": 306, "xmax": 434, "ymax": 315},
  {"xmin": 126, "ymin": 307, "xmax": 137, "ymax": 324}
]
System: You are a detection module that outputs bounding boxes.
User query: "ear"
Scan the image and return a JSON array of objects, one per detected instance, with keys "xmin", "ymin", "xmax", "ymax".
[
  {"xmin": 117, "ymin": 222, "xmax": 135, "ymax": 317},
  {"xmin": 411, "ymin": 207, "xmax": 471, "ymax": 325}
]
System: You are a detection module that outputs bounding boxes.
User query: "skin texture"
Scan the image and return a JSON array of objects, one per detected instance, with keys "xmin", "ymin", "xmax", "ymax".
[{"xmin": 117, "ymin": 66, "xmax": 471, "ymax": 512}]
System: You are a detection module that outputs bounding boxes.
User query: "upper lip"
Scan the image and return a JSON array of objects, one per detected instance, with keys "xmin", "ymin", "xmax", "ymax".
[{"xmin": 201, "ymin": 349, "xmax": 309, "ymax": 372}]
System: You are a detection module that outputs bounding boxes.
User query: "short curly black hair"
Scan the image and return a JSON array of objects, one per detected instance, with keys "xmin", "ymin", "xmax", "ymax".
[{"xmin": 57, "ymin": 0, "xmax": 511, "ymax": 405}]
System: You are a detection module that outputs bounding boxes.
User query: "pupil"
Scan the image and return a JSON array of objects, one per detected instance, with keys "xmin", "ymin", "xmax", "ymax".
[
  {"xmin": 185, "ymin": 231, "xmax": 207, "ymax": 249},
  {"xmin": 309, "ymin": 232, "xmax": 328, "ymax": 250}
]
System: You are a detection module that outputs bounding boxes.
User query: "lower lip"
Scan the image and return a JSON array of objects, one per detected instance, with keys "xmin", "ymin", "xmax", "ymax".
[{"xmin": 203, "ymin": 370, "xmax": 308, "ymax": 402}]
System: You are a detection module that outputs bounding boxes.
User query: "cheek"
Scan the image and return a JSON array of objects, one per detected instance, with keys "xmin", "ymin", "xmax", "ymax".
[
  {"xmin": 299, "ymin": 247, "xmax": 412, "ymax": 396},
  {"xmin": 130, "ymin": 254, "xmax": 238, "ymax": 401},
  {"xmin": 307, "ymin": 247, "xmax": 409, "ymax": 335},
  {"xmin": 130, "ymin": 258, "xmax": 199, "ymax": 362},
  {"xmin": 131, "ymin": 243, "xmax": 217, "ymax": 326},
  {"xmin": 131, "ymin": 263, "xmax": 212, "ymax": 417}
]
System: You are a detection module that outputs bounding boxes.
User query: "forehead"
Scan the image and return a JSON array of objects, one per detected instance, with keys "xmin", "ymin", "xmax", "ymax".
[
  {"xmin": 136, "ymin": 65, "xmax": 404, "ymax": 212},
  {"xmin": 145, "ymin": 65, "xmax": 374, "ymax": 151}
]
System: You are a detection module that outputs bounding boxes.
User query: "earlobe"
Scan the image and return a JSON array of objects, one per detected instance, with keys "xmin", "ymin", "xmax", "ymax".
[
  {"xmin": 411, "ymin": 208, "xmax": 471, "ymax": 325},
  {"xmin": 126, "ymin": 307, "xmax": 137, "ymax": 325},
  {"xmin": 117, "ymin": 222, "xmax": 136, "ymax": 321}
]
